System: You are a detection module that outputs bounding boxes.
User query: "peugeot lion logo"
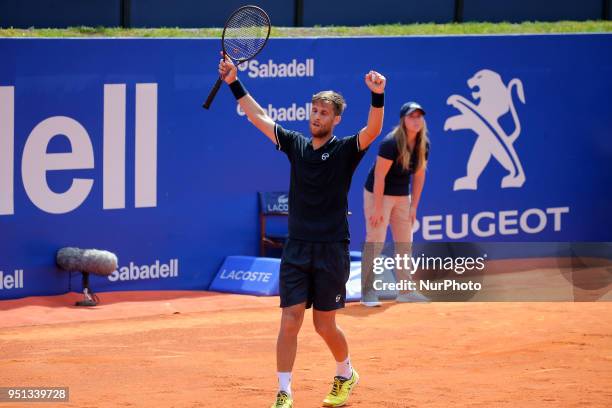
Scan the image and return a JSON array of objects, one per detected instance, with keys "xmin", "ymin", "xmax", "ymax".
[{"xmin": 444, "ymin": 69, "xmax": 526, "ymax": 191}]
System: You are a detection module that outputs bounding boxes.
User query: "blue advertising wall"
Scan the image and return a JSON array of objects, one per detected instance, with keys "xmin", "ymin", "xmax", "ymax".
[{"xmin": 1, "ymin": 34, "xmax": 611, "ymax": 300}]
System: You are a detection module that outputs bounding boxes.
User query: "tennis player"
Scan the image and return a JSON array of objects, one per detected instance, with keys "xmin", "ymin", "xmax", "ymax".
[{"xmin": 218, "ymin": 54, "xmax": 386, "ymax": 408}]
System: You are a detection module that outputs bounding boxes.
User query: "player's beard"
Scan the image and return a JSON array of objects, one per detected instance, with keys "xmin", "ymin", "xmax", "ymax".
[{"xmin": 310, "ymin": 123, "xmax": 331, "ymax": 139}]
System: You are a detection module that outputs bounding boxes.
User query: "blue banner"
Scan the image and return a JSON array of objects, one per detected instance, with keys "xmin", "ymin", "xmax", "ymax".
[
  {"xmin": 1, "ymin": 35, "xmax": 611, "ymax": 300},
  {"xmin": 209, "ymin": 256, "xmax": 280, "ymax": 296}
]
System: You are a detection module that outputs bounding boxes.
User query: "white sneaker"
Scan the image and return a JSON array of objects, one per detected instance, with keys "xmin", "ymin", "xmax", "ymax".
[
  {"xmin": 360, "ymin": 300, "xmax": 382, "ymax": 307},
  {"xmin": 361, "ymin": 290, "xmax": 382, "ymax": 307},
  {"xmin": 396, "ymin": 292, "xmax": 430, "ymax": 303}
]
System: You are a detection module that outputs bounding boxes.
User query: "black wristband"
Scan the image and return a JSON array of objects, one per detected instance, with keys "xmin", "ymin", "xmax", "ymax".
[
  {"xmin": 371, "ymin": 92, "xmax": 384, "ymax": 108},
  {"xmin": 229, "ymin": 79, "xmax": 248, "ymax": 100}
]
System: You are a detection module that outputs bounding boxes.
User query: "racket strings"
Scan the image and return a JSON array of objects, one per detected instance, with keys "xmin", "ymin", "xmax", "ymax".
[{"xmin": 224, "ymin": 8, "xmax": 270, "ymax": 62}]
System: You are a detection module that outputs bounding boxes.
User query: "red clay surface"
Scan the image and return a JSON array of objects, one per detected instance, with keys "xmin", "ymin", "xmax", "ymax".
[{"xmin": 1, "ymin": 291, "xmax": 611, "ymax": 407}]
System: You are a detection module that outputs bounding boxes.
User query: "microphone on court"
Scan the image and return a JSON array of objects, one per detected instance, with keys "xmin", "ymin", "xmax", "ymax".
[
  {"xmin": 56, "ymin": 247, "xmax": 118, "ymax": 306},
  {"xmin": 56, "ymin": 247, "xmax": 118, "ymax": 276}
]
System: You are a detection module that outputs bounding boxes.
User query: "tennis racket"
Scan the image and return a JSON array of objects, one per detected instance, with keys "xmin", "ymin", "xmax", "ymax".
[{"xmin": 202, "ymin": 5, "xmax": 271, "ymax": 109}]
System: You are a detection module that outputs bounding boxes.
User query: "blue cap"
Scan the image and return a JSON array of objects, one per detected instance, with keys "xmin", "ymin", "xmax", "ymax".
[{"xmin": 400, "ymin": 101, "xmax": 426, "ymax": 117}]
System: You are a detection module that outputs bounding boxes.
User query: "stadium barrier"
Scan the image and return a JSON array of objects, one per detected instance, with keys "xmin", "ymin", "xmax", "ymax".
[
  {"xmin": 1, "ymin": 34, "xmax": 611, "ymax": 300},
  {"xmin": 1, "ymin": 0, "xmax": 609, "ymax": 29}
]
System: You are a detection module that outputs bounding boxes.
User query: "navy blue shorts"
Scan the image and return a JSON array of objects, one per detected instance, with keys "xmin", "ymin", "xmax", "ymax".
[{"xmin": 279, "ymin": 239, "xmax": 351, "ymax": 311}]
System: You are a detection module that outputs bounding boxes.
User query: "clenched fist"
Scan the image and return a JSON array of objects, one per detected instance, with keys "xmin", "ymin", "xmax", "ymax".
[{"xmin": 365, "ymin": 70, "xmax": 386, "ymax": 94}]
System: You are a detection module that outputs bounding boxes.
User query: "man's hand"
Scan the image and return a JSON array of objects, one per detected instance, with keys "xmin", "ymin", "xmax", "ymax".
[
  {"xmin": 218, "ymin": 52, "xmax": 237, "ymax": 84},
  {"xmin": 365, "ymin": 70, "xmax": 386, "ymax": 94}
]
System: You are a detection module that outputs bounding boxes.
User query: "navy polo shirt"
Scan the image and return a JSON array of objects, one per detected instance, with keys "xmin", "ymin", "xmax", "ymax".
[
  {"xmin": 275, "ymin": 123, "xmax": 367, "ymax": 242},
  {"xmin": 364, "ymin": 132, "xmax": 430, "ymax": 196}
]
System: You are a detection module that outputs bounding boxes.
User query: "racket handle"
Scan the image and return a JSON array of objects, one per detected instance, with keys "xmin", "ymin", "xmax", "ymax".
[{"xmin": 202, "ymin": 77, "xmax": 224, "ymax": 110}]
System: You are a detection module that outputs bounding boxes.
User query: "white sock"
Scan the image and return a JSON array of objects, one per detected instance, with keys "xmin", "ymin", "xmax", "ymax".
[
  {"xmin": 277, "ymin": 372, "xmax": 292, "ymax": 395},
  {"xmin": 336, "ymin": 356, "xmax": 353, "ymax": 379}
]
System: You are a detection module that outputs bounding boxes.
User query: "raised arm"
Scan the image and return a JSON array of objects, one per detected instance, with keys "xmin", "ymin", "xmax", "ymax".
[
  {"xmin": 358, "ymin": 70, "xmax": 386, "ymax": 150},
  {"xmin": 219, "ymin": 54, "xmax": 276, "ymax": 143}
]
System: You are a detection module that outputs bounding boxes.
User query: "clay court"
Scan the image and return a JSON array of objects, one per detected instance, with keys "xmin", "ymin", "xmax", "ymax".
[
  {"xmin": 2, "ymin": 3, "xmax": 611, "ymax": 408},
  {"xmin": 1, "ymin": 290, "xmax": 611, "ymax": 408}
]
